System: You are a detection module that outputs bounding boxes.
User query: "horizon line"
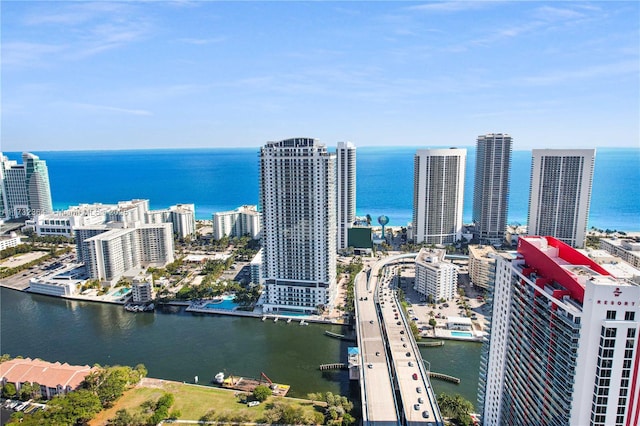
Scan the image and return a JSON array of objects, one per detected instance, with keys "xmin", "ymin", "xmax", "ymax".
[{"xmin": 3, "ymin": 145, "xmax": 639, "ymax": 155}]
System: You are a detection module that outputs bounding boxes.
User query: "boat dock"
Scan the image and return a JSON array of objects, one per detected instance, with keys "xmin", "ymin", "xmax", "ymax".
[
  {"xmin": 324, "ymin": 330, "xmax": 356, "ymax": 342},
  {"xmin": 221, "ymin": 376, "xmax": 290, "ymax": 397}
]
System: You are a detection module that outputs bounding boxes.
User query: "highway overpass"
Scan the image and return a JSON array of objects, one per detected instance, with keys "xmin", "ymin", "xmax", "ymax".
[{"xmin": 354, "ymin": 253, "xmax": 443, "ymax": 426}]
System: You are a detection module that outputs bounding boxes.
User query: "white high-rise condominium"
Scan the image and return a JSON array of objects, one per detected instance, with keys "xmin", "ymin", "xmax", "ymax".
[
  {"xmin": 0, "ymin": 152, "xmax": 52, "ymax": 219},
  {"xmin": 414, "ymin": 247, "xmax": 458, "ymax": 302},
  {"xmin": 413, "ymin": 148, "xmax": 466, "ymax": 245},
  {"xmin": 212, "ymin": 205, "xmax": 261, "ymax": 240},
  {"xmin": 473, "ymin": 134, "xmax": 512, "ymax": 245},
  {"xmin": 478, "ymin": 236, "xmax": 640, "ymax": 426},
  {"xmin": 260, "ymin": 138, "xmax": 337, "ymax": 314},
  {"xmin": 528, "ymin": 149, "xmax": 595, "ymax": 248},
  {"xmin": 336, "ymin": 141, "xmax": 356, "ymax": 251}
]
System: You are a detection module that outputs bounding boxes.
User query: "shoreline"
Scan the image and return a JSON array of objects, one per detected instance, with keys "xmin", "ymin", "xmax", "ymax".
[{"xmin": 0, "ymin": 283, "xmax": 345, "ymax": 326}]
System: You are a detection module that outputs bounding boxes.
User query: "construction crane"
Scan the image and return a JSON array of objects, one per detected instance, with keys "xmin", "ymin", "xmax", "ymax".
[{"xmin": 260, "ymin": 372, "xmax": 277, "ymax": 390}]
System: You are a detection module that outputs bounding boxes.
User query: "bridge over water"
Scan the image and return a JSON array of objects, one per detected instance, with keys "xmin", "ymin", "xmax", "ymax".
[{"xmin": 354, "ymin": 253, "xmax": 444, "ymax": 426}]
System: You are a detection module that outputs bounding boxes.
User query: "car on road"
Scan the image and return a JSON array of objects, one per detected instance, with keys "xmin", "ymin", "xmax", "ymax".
[
  {"xmin": 408, "ymin": 361, "xmax": 414, "ymax": 367},
  {"xmin": 416, "ymin": 387, "xmax": 422, "ymax": 393},
  {"xmin": 422, "ymin": 411, "xmax": 430, "ymax": 418},
  {"xmin": 367, "ymin": 363, "xmax": 373, "ymax": 369},
  {"xmin": 412, "ymin": 373, "xmax": 418, "ymax": 380},
  {"xmin": 418, "ymin": 397, "xmax": 424, "ymax": 404},
  {"xmin": 413, "ymin": 404, "xmax": 420, "ymax": 411},
  {"xmin": 400, "ymin": 330, "xmax": 405, "ymax": 334},
  {"xmin": 369, "ymin": 320, "xmax": 374, "ymax": 324},
  {"xmin": 405, "ymin": 352, "xmax": 411, "ymax": 357},
  {"xmin": 376, "ymin": 351, "xmax": 380, "ymax": 356}
]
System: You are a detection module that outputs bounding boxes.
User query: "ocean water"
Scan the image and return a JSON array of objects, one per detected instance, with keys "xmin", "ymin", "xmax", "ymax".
[{"xmin": 4, "ymin": 147, "xmax": 639, "ymax": 231}]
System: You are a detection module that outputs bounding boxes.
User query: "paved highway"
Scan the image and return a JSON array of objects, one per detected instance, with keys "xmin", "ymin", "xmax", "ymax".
[
  {"xmin": 355, "ymin": 253, "xmax": 443, "ymax": 426},
  {"xmin": 354, "ymin": 267, "xmax": 399, "ymax": 425}
]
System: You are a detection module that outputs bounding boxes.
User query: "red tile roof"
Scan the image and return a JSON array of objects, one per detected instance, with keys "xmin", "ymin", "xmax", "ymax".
[{"xmin": 0, "ymin": 358, "xmax": 95, "ymax": 390}]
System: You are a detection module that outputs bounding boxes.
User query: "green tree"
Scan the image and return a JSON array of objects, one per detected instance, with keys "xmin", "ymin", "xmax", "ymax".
[
  {"xmin": 108, "ymin": 409, "xmax": 138, "ymax": 426},
  {"xmin": 2, "ymin": 382, "xmax": 17, "ymax": 399},
  {"xmin": 252, "ymin": 384, "xmax": 271, "ymax": 402},
  {"xmin": 19, "ymin": 382, "xmax": 35, "ymax": 401},
  {"xmin": 47, "ymin": 389, "xmax": 102, "ymax": 425},
  {"xmin": 437, "ymin": 393, "xmax": 474, "ymax": 425}
]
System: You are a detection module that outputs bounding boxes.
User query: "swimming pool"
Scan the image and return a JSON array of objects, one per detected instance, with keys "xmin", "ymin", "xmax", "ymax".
[
  {"xmin": 204, "ymin": 294, "xmax": 238, "ymax": 310},
  {"xmin": 278, "ymin": 311, "xmax": 309, "ymax": 317},
  {"xmin": 111, "ymin": 288, "xmax": 131, "ymax": 297},
  {"xmin": 450, "ymin": 331, "xmax": 473, "ymax": 337}
]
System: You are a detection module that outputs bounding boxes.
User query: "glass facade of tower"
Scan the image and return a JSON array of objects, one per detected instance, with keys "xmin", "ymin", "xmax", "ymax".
[
  {"xmin": 479, "ymin": 236, "xmax": 640, "ymax": 426},
  {"xmin": 412, "ymin": 148, "xmax": 466, "ymax": 245},
  {"xmin": 260, "ymin": 138, "xmax": 337, "ymax": 314},
  {"xmin": 472, "ymin": 134, "xmax": 512, "ymax": 245},
  {"xmin": 528, "ymin": 149, "xmax": 595, "ymax": 248},
  {"xmin": 336, "ymin": 142, "xmax": 356, "ymax": 251}
]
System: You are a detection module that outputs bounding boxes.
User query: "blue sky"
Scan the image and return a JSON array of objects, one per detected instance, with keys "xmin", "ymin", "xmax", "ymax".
[{"xmin": 2, "ymin": 1, "xmax": 638, "ymax": 151}]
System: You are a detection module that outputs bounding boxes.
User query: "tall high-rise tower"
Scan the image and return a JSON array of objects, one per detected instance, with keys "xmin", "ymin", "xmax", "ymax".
[
  {"xmin": 23, "ymin": 153, "xmax": 53, "ymax": 216},
  {"xmin": 412, "ymin": 148, "xmax": 466, "ymax": 245},
  {"xmin": 260, "ymin": 138, "xmax": 337, "ymax": 314},
  {"xmin": 472, "ymin": 133, "xmax": 512, "ymax": 245},
  {"xmin": 528, "ymin": 149, "xmax": 595, "ymax": 248},
  {"xmin": 336, "ymin": 141, "xmax": 356, "ymax": 251},
  {"xmin": 0, "ymin": 152, "xmax": 52, "ymax": 219},
  {"xmin": 478, "ymin": 236, "xmax": 640, "ymax": 426}
]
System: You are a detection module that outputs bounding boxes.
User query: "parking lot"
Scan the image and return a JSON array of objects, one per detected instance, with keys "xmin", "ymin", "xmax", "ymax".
[{"xmin": 396, "ymin": 265, "xmax": 489, "ymax": 340}]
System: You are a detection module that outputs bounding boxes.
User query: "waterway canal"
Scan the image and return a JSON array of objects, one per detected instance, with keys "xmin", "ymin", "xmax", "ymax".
[{"xmin": 0, "ymin": 288, "xmax": 481, "ymax": 406}]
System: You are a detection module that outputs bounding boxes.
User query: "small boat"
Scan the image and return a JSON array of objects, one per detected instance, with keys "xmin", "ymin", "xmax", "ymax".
[
  {"xmin": 299, "ymin": 320, "xmax": 308, "ymax": 326},
  {"xmin": 287, "ymin": 318, "xmax": 292, "ymax": 323},
  {"xmin": 262, "ymin": 316, "xmax": 266, "ymax": 321},
  {"xmin": 273, "ymin": 317, "xmax": 278, "ymax": 323},
  {"xmin": 214, "ymin": 372, "xmax": 224, "ymax": 384}
]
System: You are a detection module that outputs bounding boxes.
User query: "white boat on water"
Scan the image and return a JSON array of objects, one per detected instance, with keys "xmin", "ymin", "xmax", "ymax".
[{"xmin": 214, "ymin": 372, "xmax": 224, "ymax": 384}]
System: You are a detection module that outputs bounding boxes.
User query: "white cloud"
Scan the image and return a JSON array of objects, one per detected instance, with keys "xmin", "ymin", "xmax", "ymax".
[
  {"xmin": 516, "ymin": 60, "xmax": 639, "ymax": 86},
  {"xmin": 178, "ymin": 37, "xmax": 227, "ymax": 45},
  {"xmin": 67, "ymin": 103, "xmax": 153, "ymax": 116},
  {"xmin": 408, "ymin": 1, "xmax": 503, "ymax": 13}
]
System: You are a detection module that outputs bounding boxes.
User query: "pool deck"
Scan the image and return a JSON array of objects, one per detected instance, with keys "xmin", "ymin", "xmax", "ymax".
[{"xmin": 428, "ymin": 328, "xmax": 485, "ymax": 342}]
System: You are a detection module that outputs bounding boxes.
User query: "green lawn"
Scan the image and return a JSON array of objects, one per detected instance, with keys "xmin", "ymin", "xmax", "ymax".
[{"xmin": 90, "ymin": 379, "xmax": 327, "ymax": 425}]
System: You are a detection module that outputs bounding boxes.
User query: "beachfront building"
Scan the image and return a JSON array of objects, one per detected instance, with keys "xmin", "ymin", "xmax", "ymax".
[
  {"xmin": 0, "ymin": 358, "xmax": 96, "ymax": 400},
  {"xmin": 29, "ymin": 203, "xmax": 115, "ymax": 238},
  {"xmin": 260, "ymin": 138, "xmax": 337, "ymax": 314},
  {"xmin": 414, "ymin": 247, "xmax": 458, "ymax": 302},
  {"xmin": 146, "ymin": 203, "xmax": 196, "ymax": 239},
  {"xmin": 336, "ymin": 141, "xmax": 356, "ymax": 251},
  {"xmin": 23, "ymin": 153, "xmax": 53, "ymax": 217},
  {"xmin": 412, "ymin": 148, "xmax": 466, "ymax": 245},
  {"xmin": 169, "ymin": 204, "xmax": 196, "ymax": 238},
  {"xmin": 528, "ymin": 149, "xmax": 595, "ymax": 248},
  {"xmin": 31, "ymin": 200, "xmax": 195, "ymax": 240},
  {"xmin": 212, "ymin": 205, "xmax": 261, "ymax": 240},
  {"xmin": 0, "ymin": 152, "xmax": 52, "ymax": 219},
  {"xmin": 472, "ymin": 134, "xmax": 512, "ymax": 245},
  {"xmin": 468, "ymin": 245, "xmax": 498, "ymax": 290},
  {"xmin": 76, "ymin": 222, "xmax": 174, "ymax": 285},
  {"xmin": 478, "ymin": 236, "xmax": 640, "ymax": 426},
  {"xmin": 599, "ymin": 238, "xmax": 640, "ymax": 269}
]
